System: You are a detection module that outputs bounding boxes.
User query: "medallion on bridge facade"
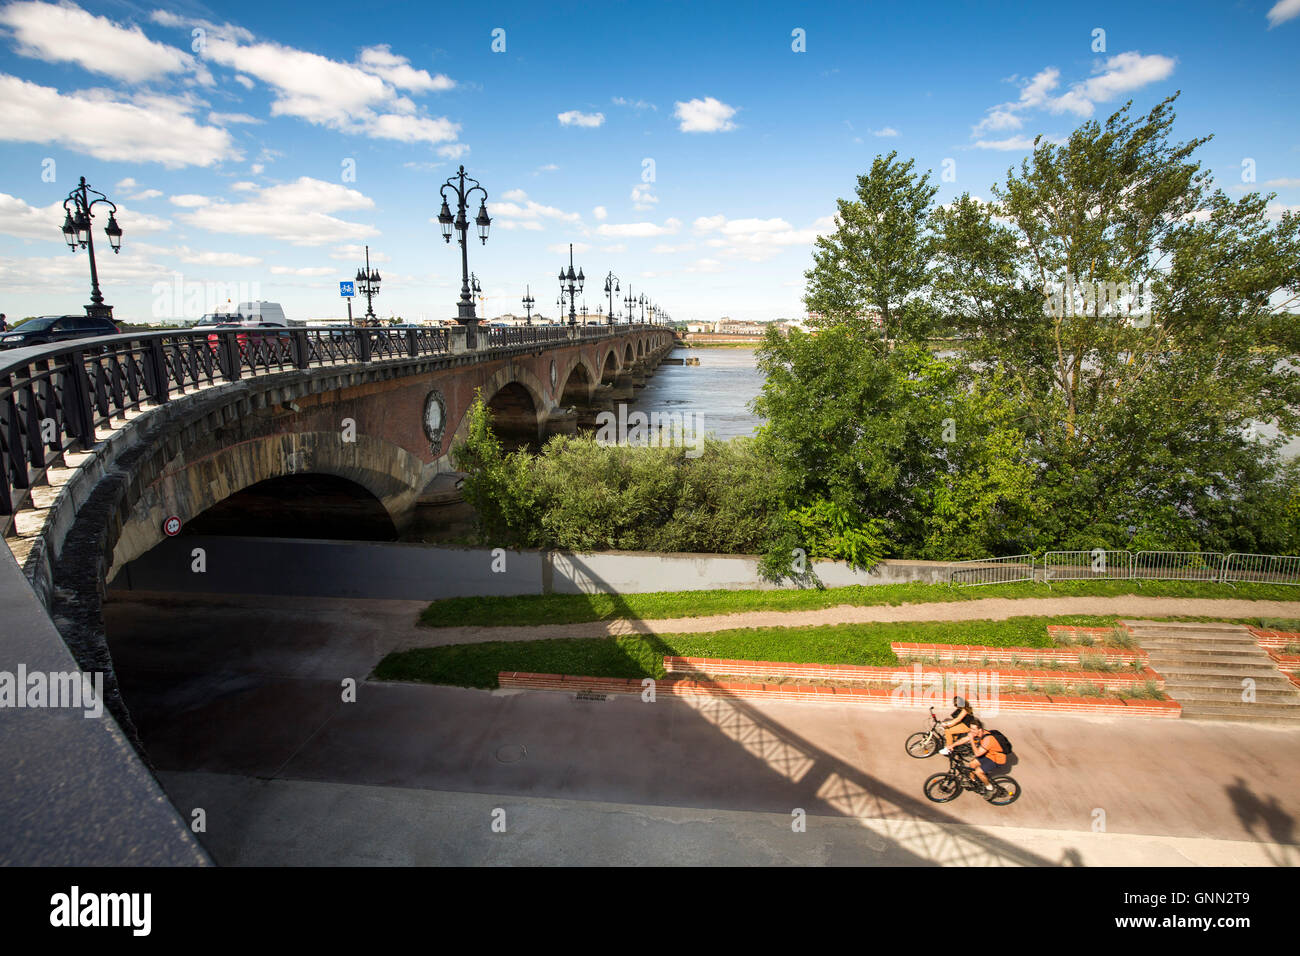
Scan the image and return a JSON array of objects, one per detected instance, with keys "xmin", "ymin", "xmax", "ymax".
[
  {"xmin": 422, "ymin": 389, "xmax": 447, "ymax": 452},
  {"xmin": 549, "ymin": 360, "xmax": 557, "ymax": 389}
]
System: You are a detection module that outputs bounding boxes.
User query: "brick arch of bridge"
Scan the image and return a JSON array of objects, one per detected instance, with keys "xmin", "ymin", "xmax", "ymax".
[
  {"xmin": 597, "ymin": 346, "xmax": 623, "ymax": 384},
  {"xmin": 109, "ymin": 430, "xmax": 426, "ymax": 580},
  {"xmin": 555, "ymin": 354, "xmax": 599, "ymax": 406}
]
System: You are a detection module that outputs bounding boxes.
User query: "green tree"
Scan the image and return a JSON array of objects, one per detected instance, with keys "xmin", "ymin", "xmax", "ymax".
[{"xmin": 803, "ymin": 150, "xmax": 938, "ymax": 342}]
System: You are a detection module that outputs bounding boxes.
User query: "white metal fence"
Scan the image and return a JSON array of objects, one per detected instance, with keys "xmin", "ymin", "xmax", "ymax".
[
  {"xmin": 1132, "ymin": 550, "xmax": 1225, "ymax": 582},
  {"xmin": 948, "ymin": 554, "xmax": 1036, "ymax": 586},
  {"xmin": 1222, "ymin": 553, "xmax": 1300, "ymax": 587},
  {"xmin": 1043, "ymin": 550, "xmax": 1133, "ymax": 583},
  {"xmin": 950, "ymin": 549, "xmax": 1300, "ymax": 587}
]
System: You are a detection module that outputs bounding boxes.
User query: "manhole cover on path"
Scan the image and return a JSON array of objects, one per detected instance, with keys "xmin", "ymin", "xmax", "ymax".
[{"xmin": 495, "ymin": 744, "xmax": 527, "ymax": 764}]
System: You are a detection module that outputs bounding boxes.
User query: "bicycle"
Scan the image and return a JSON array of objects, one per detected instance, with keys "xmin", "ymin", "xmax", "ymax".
[
  {"xmin": 905, "ymin": 706, "xmax": 956, "ymax": 758},
  {"xmin": 923, "ymin": 749, "xmax": 1021, "ymax": 806}
]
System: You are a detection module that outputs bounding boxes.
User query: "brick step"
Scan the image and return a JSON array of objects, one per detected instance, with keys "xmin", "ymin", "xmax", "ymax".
[
  {"xmin": 1132, "ymin": 632, "xmax": 1257, "ymax": 644},
  {"xmin": 1176, "ymin": 702, "xmax": 1300, "ymax": 723},
  {"xmin": 1141, "ymin": 645, "xmax": 1271, "ymax": 658},
  {"xmin": 1122, "ymin": 620, "xmax": 1249, "ymax": 632},
  {"xmin": 1165, "ymin": 686, "xmax": 1300, "ymax": 703},
  {"xmin": 1161, "ymin": 673, "xmax": 1300, "ymax": 691},
  {"xmin": 1141, "ymin": 656, "xmax": 1280, "ymax": 670}
]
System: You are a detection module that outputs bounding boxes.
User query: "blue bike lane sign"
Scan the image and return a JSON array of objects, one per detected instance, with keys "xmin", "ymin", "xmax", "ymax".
[{"xmin": 339, "ymin": 281, "xmax": 355, "ymax": 297}]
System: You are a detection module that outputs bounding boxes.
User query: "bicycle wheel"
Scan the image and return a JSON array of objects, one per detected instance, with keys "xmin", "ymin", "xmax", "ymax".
[
  {"xmin": 987, "ymin": 776, "xmax": 1021, "ymax": 806},
  {"xmin": 905, "ymin": 732, "xmax": 938, "ymax": 758},
  {"xmin": 923, "ymin": 772, "xmax": 961, "ymax": 803}
]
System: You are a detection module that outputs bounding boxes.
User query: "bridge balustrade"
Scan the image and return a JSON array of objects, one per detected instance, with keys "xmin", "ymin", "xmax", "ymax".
[{"xmin": 0, "ymin": 322, "xmax": 664, "ymax": 532}]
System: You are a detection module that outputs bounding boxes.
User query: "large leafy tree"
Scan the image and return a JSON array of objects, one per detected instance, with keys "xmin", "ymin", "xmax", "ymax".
[
  {"xmin": 765, "ymin": 95, "xmax": 1300, "ymax": 558},
  {"xmin": 803, "ymin": 150, "xmax": 938, "ymax": 342}
]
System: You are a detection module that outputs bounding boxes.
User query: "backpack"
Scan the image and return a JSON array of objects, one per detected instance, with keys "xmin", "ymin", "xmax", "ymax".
[{"xmin": 988, "ymin": 730, "xmax": 1013, "ymax": 756}]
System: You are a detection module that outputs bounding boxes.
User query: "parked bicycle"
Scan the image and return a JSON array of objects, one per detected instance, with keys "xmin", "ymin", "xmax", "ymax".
[{"xmin": 923, "ymin": 749, "xmax": 1021, "ymax": 806}]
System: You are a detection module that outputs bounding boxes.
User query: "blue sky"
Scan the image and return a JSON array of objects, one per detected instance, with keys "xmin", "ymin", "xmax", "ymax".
[{"xmin": 1, "ymin": 0, "xmax": 1298, "ymax": 323}]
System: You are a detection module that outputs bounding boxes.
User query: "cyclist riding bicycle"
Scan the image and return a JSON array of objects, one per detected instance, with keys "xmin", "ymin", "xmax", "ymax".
[
  {"xmin": 948, "ymin": 717, "xmax": 1006, "ymax": 795},
  {"xmin": 937, "ymin": 695, "xmax": 975, "ymax": 755}
]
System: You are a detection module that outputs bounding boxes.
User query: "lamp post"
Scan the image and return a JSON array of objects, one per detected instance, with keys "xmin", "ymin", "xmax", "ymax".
[
  {"xmin": 558, "ymin": 242, "xmax": 584, "ymax": 327},
  {"xmin": 602, "ymin": 271, "xmax": 619, "ymax": 327},
  {"xmin": 637, "ymin": 294, "xmax": 647, "ymax": 324},
  {"xmin": 647, "ymin": 300, "xmax": 657, "ymax": 325},
  {"xmin": 555, "ymin": 296, "xmax": 563, "ymax": 326},
  {"xmin": 436, "ymin": 164, "xmax": 491, "ymax": 348},
  {"xmin": 580, "ymin": 304, "xmax": 589, "ymax": 324},
  {"xmin": 522, "ymin": 285, "xmax": 535, "ymax": 325},
  {"xmin": 61, "ymin": 176, "xmax": 123, "ymax": 320},
  {"xmin": 355, "ymin": 244, "xmax": 381, "ymax": 326},
  {"xmin": 623, "ymin": 285, "xmax": 635, "ymax": 326}
]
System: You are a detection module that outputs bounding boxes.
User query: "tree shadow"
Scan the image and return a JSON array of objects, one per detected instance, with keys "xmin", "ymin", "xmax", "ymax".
[{"xmin": 1224, "ymin": 775, "xmax": 1297, "ymax": 866}]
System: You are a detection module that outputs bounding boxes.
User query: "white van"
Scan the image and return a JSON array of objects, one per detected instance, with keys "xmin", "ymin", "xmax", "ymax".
[{"xmin": 235, "ymin": 301, "xmax": 289, "ymax": 327}]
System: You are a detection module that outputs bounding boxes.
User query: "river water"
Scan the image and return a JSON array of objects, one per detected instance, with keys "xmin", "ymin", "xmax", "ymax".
[{"xmin": 627, "ymin": 346, "xmax": 766, "ymax": 441}]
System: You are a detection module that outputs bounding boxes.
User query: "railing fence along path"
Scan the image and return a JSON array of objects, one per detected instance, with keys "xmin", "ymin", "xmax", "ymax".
[{"xmin": 957, "ymin": 549, "xmax": 1300, "ymax": 587}]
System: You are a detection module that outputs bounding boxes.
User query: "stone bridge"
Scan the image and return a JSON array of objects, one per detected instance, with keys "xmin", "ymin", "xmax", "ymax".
[{"xmin": 0, "ymin": 321, "xmax": 673, "ymax": 753}]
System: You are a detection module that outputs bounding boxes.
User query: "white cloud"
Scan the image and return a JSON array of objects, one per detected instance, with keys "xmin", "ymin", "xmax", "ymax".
[
  {"xmin": 689, "ymin": 213, "xmax": 834, "ymax": 261},
  {"xmin": 0, "ymin": 74, "xmax": 238, "ymax": 167},
  {"xmin": 1051, "ymin": 52, "xmax": 1176, "ymax": 117},
  {"xmin": 115, "ymin": 178, "xmax": 138, "ymax": 191},
  {"xmin": 1265, "ymin": 177, "xmax": 1300, "ymax": 188},
  {"xmin": 1267, "ymin": 0, "xmax": 1300, "ymax": 27},
  {"xmin": 971, "ymin": 135, "xmax": 1041, "ymax": 151},
  {"xmin": 234, "ymin": 74, "xmax": 254, "ymax": 89},
  {"xmin": 151, "ymin": 17, "xmax": 461, "ymax": 147},
  {"xmin": 356, "ymin": 45, "xmax": 455, "ymax": 92},
  {"xmin": 612, "ymin": 96, "xmax": 656, "ymax": 111},
  {"xmin": 142, "ymin": 244, "xmax": 261, "ymax": 267},
  {"xmin": 631, "ymin": 183, "xmax": 658, "ymax": 209},
  {"xmin": 596, "ymin": 218, "xmax": 682, "ymax": 238},
  {"xmin": 872, "ymin": 126, "xmax": 899, "ymax": 137},
  {"xmin": 438, "ymin": 144, "xmax": 469, "ymax": 160},
  {"xmin": 0, "ymin": 0, "xmax": 200, "ymax": 83},
  {"xmin": 169, "ymin": 194, "xmax": 211, "ymax": 208},
  {"xmin": 973, "ymin": 54, "xmax": 1175, "ymax": 138},
  {"xmin": 674, "ymin": 96, "xmax": 737, "ymax": 133},
  {"xmin": 129, "ymin": 189, "xmax": 163, "ymax": 200},
  {"xmin": 270, "ymin": 265, "xmax": 334, "ymax": 276},
  {"xmin": 592, "ymin": 205, "xmax": 607, "ymax": 220},
  {"xmin": 208, "ymin": 111, "xmax": 263, "ymax": 125},
  {"xmin": 0, "ymin": 191, "xmax": 170, "ymax": 242},
  {"xmin": 172, "ymin": 177, "xmax": 378, "ymax": 246},
  {"xmin": 686, "ymin": 258, "xmax": 722, "ymax": 273},
  {"xmin": 486, "ymin": 190, "xmax": 581, "ymax": 229},
  {"xmin": 330, "ymin": 244, "xmax": 390, "ymax": 262},
  {"xmin": 557, "ymin": 110, "xmax": 605, "ymax": 127}
]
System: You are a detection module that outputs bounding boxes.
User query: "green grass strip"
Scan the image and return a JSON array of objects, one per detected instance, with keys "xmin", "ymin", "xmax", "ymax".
[
  {"xmin": 418, "ymin": 579, "xmax": 1300, "ymax": 629},
  {"xmin": 377, "ymin": 614, "xmax": 1114, "ymax": 689}
]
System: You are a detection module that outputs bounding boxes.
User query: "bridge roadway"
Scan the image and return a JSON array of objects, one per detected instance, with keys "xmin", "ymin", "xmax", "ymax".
[{"xmin": 0, "ymin": 320, "xmax": 673, "ymax": 864}]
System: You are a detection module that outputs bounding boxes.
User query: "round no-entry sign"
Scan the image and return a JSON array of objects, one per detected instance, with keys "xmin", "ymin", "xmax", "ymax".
[{"xmin": 163, "ymin": 516, "xmax": 182, "ymax": 537}]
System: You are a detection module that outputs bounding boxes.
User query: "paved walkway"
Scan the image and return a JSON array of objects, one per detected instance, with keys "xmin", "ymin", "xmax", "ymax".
[
  {"xmin": 105, "ymin": 590, "xmax": 1300, "ymax": 865},
  {"xmin": 160, "ymin": 772, "xmax": 1297, "ymax": 867},
  {"xmin": 109, "ymin": 591, "xmax": 1300, "ymax": 653}
]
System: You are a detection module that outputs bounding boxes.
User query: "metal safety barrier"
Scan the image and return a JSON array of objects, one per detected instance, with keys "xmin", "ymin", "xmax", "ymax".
[
  {"xmin": 1042, "ymin": 550, "xmax": 1133, "ymax": 584},
  {"xmin": 1132, "ymin": 550, "xmax": 1225, "ymax": 582},
  {"xmin": 948, "ymin": 554, "xmax": 1035, "ymax": 586},
  {"xmin": 1222, "ymin": 552, "xmax": 1300, "ymax": 586}
]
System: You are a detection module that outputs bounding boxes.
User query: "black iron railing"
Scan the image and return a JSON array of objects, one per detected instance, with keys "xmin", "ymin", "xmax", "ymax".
[{"xmin": 0, "ymin": 321, "xmax": 660, "ymax": 533}]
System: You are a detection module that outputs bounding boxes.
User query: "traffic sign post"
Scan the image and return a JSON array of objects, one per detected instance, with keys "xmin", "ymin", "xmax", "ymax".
[{"xmin": 340, "ymin": 281, "xmax": 355, "ymax": 325}]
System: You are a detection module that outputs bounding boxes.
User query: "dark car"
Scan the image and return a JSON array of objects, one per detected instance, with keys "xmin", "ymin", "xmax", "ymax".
[{"xmin": 0, "ymin": 314, "xmax": 120, "ymax": 349}]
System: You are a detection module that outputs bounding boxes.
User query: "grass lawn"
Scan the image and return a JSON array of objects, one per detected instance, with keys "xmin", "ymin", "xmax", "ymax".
[
  {"xmin": 417, "ymin": 579, "xmax": 1300, "ymax": 629},
  {"xmin": 376, "ymin": 614, "xmax": 1115, "ymax": 689}
]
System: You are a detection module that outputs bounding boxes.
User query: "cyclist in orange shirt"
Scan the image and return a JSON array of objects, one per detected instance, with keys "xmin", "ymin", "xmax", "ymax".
[{"xmin": 949, "ymin": 717, "xmax": 1005, "ymax": 795}]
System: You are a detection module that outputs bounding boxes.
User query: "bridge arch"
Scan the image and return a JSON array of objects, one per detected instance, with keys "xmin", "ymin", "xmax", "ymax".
[
  {"xmin": 110, "ymin": 430, "xmax": 427, "ymax": 580},
  {"xmin": 557, "ymin": 357, "xmax": 597, "ymax": 406},
  {"xmin": 624, "ymin": 343, "xmax": 636, "ymax": 365},
  {"xmin": 599, "ymin": 348, "xmax": 621, "ymax": 384}
]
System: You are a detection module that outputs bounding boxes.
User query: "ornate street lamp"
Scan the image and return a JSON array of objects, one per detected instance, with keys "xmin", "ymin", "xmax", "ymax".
[
  {"xmin": 603, "ymin": 271, "xmax": 619, "ymax": 327},
  {"xmin": 62, "ymin": 176, "xmax": 123, "ymax": 320},
  {"xmin": 437, "ymin": 164, "xmax": 491, "ymax": 347},
  {"xmin": 355, "ymin": 244, "xmax": 382, "ymax": 325},
  {"xmin": 557, "ymin": 242, "xmax": 584, "ymax": 327},
  {"xmin": 522, "ymin": 285, "xmax": 535, "ymax": 325},
  {"xmin": 623, "ymin": 284, "xmax": 635, "ymax": 326}
]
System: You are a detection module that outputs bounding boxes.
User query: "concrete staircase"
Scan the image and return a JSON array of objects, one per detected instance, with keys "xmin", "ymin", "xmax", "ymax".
[{"xmin": 1122, "ymin": 620, "xmax": 1300, "ymax": 724}]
